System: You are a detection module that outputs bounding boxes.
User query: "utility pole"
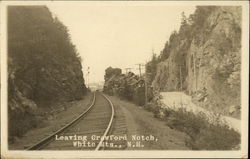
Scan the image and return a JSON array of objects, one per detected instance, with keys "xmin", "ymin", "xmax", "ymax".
[
  {"xmin": 144, "ymin": 48, "xmax": 154, "ymax": 105},
  {"xmin": 136, "ymin": 63, "xmax": 148, "ymax": 105},
  {"xmin": 179, "ymin": 64, "xmax": 182, "ymax": 91},
  {"xmin": 136, "ymin": 63, "xmax": 144, "ymax": 78},
  {"xmin": 144, "ymin": 64, "xmax": 152, "ymax": 106},
  {"xmin": 193, "ymin": 53, "xmax": 197, "ymax": 91},
  {"xmin": 87, "ymin": 67, "xmax": 90, "ymax": 89},
  {"xmin": 179, "ymin": 64, "xmax": 183, "ymax": 105},
  {"xmin": 144, "ymin": 71, "xmax": 148, "ymax": 105}
]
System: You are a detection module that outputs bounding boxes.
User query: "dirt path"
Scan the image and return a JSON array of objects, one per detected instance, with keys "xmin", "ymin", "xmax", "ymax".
[
  {"xmin": 108, "ymin": 95, "xmax": 189, "ymax": 150},
  {"xmin": 160, "ymin": 92, "xmax": 241, "ymax": 133}
]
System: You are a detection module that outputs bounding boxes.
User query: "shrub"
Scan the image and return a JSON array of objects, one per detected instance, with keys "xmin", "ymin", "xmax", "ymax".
[
  {"xmin": 163, "ymin": 107, "xmax": 240, "ymax": 150},
  {"xmin": 187, "ymin": 123, "xmax": 240, "ymax": 150},
  {"xmin": 8, "ymin": 109, "xmax": 38, "ymax": 142},
  {"xmin": 144, "ymin": 103, "xmax": 160, "ymax": 115}
]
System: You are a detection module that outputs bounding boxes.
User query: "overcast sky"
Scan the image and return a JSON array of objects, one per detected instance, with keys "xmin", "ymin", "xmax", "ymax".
[{"xmin": 48, "ymin": 2, "xmax": 196, "ymax": 83}]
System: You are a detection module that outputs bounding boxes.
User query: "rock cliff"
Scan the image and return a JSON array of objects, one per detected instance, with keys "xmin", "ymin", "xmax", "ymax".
[{"xmin": 148, "ymin": 6, "xmax": 241, "ymax": 118}]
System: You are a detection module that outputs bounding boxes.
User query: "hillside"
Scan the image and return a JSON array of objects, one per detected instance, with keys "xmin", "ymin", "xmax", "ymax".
[
  {"xmin": 8, "ymin": 6, "xmax": 87, "ymax": 139},
  {"xmin": 146, "ymin": 6, "xmax": 241, "ymax": 118}
]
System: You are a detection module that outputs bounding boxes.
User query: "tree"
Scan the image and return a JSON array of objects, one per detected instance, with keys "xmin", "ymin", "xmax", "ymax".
[
  {"xmin": 104, "ymin": 67, "xmax": 122, "ymax": 81},
  {"xmin": 181, "ymin": 12, "xmax": 188, "ymax": 26}
]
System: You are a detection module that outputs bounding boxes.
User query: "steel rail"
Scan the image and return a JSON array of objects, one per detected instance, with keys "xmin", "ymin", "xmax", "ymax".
[
  {"xmin": 27, "ymin": 92, "xmax": 96, "ymax": 150},
  {"xmin": 95, "ymin": 93, "xmax": 115, "ymax": 151}
]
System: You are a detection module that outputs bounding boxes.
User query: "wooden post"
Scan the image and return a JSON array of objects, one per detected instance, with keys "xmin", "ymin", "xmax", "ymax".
[
  {"xmin": 136, "ymin": 64, "xmax": 144, "ymax": 78},
  {"xmin": 87, "ymin": 67, "xmax": 90, "ymax": 89},
  {"xmin": 193, "ymin": 54, "xmax": 197, "ymax": 91},
  {"xmin": 179, "ymin": 64, "xmax": 182, "ymax": 91},
  {"xmin": 145, "ymin": 73, "xmax": 148, "ymax": 105},
  {"xmin": 139, "ymin": 64, "xmax": 142, "ymax": 77}
]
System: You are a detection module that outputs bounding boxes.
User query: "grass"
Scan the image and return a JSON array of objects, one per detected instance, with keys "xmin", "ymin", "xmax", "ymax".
[
  {"xmin": 145, "ymin": 103, "xmax": 240, "ymax": 150},
  {"xmin": 8, "ymin": 93, "xmax": 93, "ymax": 149}
]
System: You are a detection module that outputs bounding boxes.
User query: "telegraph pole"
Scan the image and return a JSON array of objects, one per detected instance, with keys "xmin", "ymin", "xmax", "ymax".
[
  {"xmin": 145, "ymin": 71, "xmax": 148, "ymax": 105},
  {"xmin": 144, "ymin": 64, "xmax": 151, "ymax": 105},
  {"xmin": 136, "ymin": 63, "xmax": 144, "ymax": 78},
  {"xmin": 136, "ymin": 63, "xmax": 148, "ymax": 105},
  {"xmin": 87, "ymin": 67, "xmax": 90, "ymax": 89},
  {"xmin": 193, "ymin": 53, "xmax": 197, "ymax": 91},
  {"xmin": 179, "ymin": 64, "xmax": 182, "ymax": 91}
]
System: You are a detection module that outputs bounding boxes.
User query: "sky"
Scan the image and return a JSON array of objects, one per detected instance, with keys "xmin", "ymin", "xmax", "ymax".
[{"xmin": 48, "ymin": 2, "xmax": 196, "ymax": 84}]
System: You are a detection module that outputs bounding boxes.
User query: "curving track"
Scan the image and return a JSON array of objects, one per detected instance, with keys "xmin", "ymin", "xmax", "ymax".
[{"xmin": 27, "ymin": 92, "xmax": 116, "ymax": 150}]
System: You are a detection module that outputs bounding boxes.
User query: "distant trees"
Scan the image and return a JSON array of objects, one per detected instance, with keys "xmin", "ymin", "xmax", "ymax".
[
  {"xmin": 104, "ymin": 67, "xmax": 122, "ymax": 81},
  {"xmin": 103, "ymin": 68, "xmax": 146, "ymax": 106}
]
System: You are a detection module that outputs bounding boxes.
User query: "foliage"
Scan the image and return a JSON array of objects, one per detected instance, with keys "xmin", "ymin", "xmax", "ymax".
[
  {"xmin": 104, "ymin": 69, "xmax": 146, "ymax": 106},
  {"xmin": 159, "ymin": 107, "xmax": 240, "ymax": 150},
  {"xmin": 144, "ymin": 97, "xmax": 240, "ymax": 150},
  {"xmin": 8, "ymin": 6, "xmax": 86, "ymax": 103},
  {"xmin": 104, "ymin": 67, "xmax": 122, "ymax": 81},
  {"xmin": 8, "ymin": 6, "xmax": 87, "ymax": 139}
]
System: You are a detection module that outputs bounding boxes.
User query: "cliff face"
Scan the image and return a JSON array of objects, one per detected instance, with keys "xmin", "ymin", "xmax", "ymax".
[
  {"xmin": 8, "ymin": 6, "xmax": 87, "ymax": 138},
  {"xmin": 150, "ymin": 6, "xmax": 241, "ymax": 117}
]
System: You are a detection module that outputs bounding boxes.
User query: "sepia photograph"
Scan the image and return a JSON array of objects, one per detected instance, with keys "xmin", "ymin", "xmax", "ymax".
[{"xmin": 0, "ymin": 1, "xmax": 249, "ymax": 158}]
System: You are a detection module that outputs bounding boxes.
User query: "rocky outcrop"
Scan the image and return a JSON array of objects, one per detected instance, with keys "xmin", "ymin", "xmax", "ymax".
[
  {"xmin": 8, "ymin": 6, "xmax": 87, "ymax": 138},
  {"xmin": 149, "ymin": 6, "xmax": 241, "ymax": 118},
  {"xmin": 103, "ymin": 67, "xmax": 150, "ymax": 106}
]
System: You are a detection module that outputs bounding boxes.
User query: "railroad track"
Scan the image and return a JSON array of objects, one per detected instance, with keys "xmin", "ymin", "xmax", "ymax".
[{"xmin": 27, "ymin": 92, "xmax": 121, "ymax": 150}]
